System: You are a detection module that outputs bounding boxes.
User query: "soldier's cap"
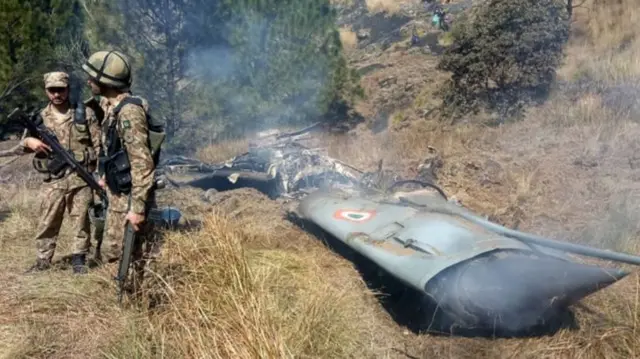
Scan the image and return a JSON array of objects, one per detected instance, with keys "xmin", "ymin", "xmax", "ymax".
[{"xmin": 43, "ymin": 71, "xmax": 69, "ymax": 89}]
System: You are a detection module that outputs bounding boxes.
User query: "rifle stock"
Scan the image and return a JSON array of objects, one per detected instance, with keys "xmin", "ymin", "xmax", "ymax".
[{"xmin": 116, "ymin": 220, "xmax": 136, "ymax": 304}]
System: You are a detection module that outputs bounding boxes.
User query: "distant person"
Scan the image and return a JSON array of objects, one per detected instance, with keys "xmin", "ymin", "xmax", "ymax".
[
  {"xmin": 433, "ymin": 7, "xmax": 450, "ymax": 32},
  {"xmin": 411, "ymin": 26, "xmax": 420, "ymax": 47},
  {"xmin": 81, "ymin": 50, "xmax": 165, "ymax": 294},
  {"xmin": 22, "ymin": 71, "xmax": 101, "ymax": 274}
]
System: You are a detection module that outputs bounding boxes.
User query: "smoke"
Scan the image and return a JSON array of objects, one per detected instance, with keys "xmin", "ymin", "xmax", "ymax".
[
  {"xmin": 184, "ymin": 7, "xmax": 339, "ymax": 137},
  {"xmin": 186, "ymin": 46, "xmax": 235, "ymax": 80},
  {"xmin": 579, "ymin": 191, "xmax": 640, "ymax": 252}
]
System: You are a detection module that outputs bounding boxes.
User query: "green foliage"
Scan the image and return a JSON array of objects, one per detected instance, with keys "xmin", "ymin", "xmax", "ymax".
[
  {"xmin": 436, "ymin": 0, "xmax": 570, "ymax": 122},
  {"xmin": 190, "ymin": 0, "xmax": 360, "ymax": 138},
  {"xmin": 2, "ymin": 0, "xmax": 358, "ymax": 148},
  {"xmin": 87, "ymin": 0, "xmax": 360, "ymax": 150},
  {"xmin": 0, "ymin": 0, "xmax": 86, "ymax": 135}
]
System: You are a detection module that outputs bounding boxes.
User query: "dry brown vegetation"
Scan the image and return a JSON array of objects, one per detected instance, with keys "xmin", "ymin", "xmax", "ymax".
[
  {"xmin": 195, "ymin": 137, "xmax": 249, "ymax": 163},
  {"xmin": 364, "ymin": 0, "xmax": 401, "ymax": 14},
  {"xmin": 0, "ymin": 184, "xmax": 403, "ymax": 358},
  {"xmin": 339, "ymin": 26, "xmax": 359, "ymax": 49},
  {"xmin": 4, "ymin": 0, "xmax": 640, "ymax": 358}
]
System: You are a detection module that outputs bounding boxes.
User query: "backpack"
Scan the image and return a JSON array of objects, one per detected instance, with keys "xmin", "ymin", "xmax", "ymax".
[
  {"xmin": 110, "ymin": 96, "xmax": 166, "ymax": 166},
  {"xmin": 98, "ymin": 96, "xmax": 166, "ymax": 195}
]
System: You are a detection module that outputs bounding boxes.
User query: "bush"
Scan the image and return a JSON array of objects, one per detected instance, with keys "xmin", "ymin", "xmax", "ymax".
[{"xmin": 437, "ymin": 0, "xmax": 570, "ymax": 122}]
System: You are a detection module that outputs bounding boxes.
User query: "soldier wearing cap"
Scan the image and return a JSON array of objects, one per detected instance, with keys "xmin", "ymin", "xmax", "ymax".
[{"xmin": 21, "ymin": 71, "xmax": 102, "ymax": 274}]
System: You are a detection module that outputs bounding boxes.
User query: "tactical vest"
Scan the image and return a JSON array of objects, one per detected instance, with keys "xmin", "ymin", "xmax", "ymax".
[
  {"xmin": 100, "ymin": 96, "xmax": 165, "ymax": 195},
  {"xmin": 32, "ymin": 103, "xmax": 97, "ymax": 180}
]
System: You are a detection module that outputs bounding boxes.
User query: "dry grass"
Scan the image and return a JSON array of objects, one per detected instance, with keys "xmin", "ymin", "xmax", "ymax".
[
  {"xmin": 0, "ymin": 182, "xmax": 138, "ymax": 359},
  {"xmin": 120, "ymin": 214, "xmax": 385, "ymax": 358},
  {"xmin": 0, "ymin": 182, "xmax": 392, "ymax": 359},
  {"xmin": 195, "ymin": 137, "xmax": 249, "ymax": 163},
  {"xmin": 339, "ymin": 26, "xmax": 358, "ymax": 49},
  {"xmin": 365, "ymin": 0, "xmax": 408, "ymax": 14},
  {"xmin": 560, "ymin": 0, "xmax": 640, "ymax": 82}
]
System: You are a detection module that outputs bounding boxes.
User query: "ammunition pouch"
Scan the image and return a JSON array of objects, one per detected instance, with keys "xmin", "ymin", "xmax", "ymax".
[
  {"xmin": 73, "ymin": 121, "xmax": 90, "ymax": 143},
  {"xmin": 101, "ymin": 95, "xmax": 165, "ymax": 195},
  {"xmin": 72, "ymin": 149, "xmax": 86, "ymax": 164},
  {"xmin": 33, "ymin": 152, "xmax": 68, "ymax": 179},
  {"xmin": 72, "ymin": 102, "xmax": 96, "ymax": 169},
  {"xmin": 103, "ymin": 150, "xmax": 132, "ymax": 195},
  {"xmin": 88, "ymin": 202, "xmax": 106, "ymax": 232}
]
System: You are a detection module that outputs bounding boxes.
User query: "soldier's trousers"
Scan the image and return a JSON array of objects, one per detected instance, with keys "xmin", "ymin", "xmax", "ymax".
[
  {"xmin": 35, "ymin": 185, "xmax": 92, "ymax": 261},
  {"xmin": 103, "ymin": 208, "xmax": 163, "ymax": 296},
  {"xmin": 102, "ymin": 208, "xmax": 162, "ymax": 263}
]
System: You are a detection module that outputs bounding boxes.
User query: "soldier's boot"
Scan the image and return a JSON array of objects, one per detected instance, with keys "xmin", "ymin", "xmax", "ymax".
[
  {"xmin": 25, "ymin": 259, "xmax": 51, "ymax": 274},
  {"xmin": 71, "ymin": 254, "xmax": 88, "ymax": 274}
]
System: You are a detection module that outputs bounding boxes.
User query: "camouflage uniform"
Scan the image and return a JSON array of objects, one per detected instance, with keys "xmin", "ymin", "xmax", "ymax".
[
  {"xmin": 99, "ymin": 93, "xmax": 160, "ymax": 265},
  {"xmin": 82, "ymin": 50, "xmax": 164, "ymax": 296},
  {"xmin": 30, "ymin": 72, "xmax": 101, "ymax": 265}
]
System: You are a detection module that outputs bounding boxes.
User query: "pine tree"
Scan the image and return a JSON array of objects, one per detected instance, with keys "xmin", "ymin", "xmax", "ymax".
[
  {"xmin": 186, "ymin": 0, "xmax": 359, "ymax": 137},
  {"xmin": 0, "ymin": 0, "xmax": 86, "ymax": 134},
  {"xmin": 86, "ymin": 0, "xmax": 358, "ymax": 148}
]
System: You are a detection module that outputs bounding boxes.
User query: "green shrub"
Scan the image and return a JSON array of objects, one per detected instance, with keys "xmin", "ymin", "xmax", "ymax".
[{"xmin": 437, "ymin": 0, "xmax": 570, "ymax": 122}]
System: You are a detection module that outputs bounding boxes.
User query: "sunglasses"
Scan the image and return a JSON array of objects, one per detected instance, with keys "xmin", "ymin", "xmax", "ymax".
[{"xmin": 46, "ymin": 87, "xmax": 67, "ymax": 93}]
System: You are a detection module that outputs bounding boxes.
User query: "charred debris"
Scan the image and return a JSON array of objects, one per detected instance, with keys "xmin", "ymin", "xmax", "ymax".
[{"xmin": 158, "ymin": 124, "xmax": 639, "ymax": 338}]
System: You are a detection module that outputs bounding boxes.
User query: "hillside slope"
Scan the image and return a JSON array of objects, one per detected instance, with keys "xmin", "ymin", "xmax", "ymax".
[{"xmin": 2, "ymin": 0, "xmax": 640, "ymax": 358}]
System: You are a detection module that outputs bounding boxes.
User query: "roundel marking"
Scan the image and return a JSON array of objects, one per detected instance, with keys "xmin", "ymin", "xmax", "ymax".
[{"xmin": 333, "ymin": 209, "xmax": 376, "ymax": 222}]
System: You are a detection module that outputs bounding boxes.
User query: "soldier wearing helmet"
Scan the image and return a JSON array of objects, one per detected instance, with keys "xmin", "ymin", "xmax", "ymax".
[
  {"xmin": 20, "ymin": 71, "xmax": 102, "ymax": 274},
  {"xmin": 82, "ymin": 51, "xmax": 165, "ymax": 291}
]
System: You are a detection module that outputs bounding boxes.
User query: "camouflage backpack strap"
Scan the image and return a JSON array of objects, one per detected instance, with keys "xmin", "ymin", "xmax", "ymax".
[
  {"xmin": 105, "ymin": 96, "xmax": 141, "ymax": 154},
  {"xmin": 84, "ymin": 96, "xmax": 105, "ymax": 125},
  {"xmin": 112, "ymin": 96, "xmax": 165, "ymax": 166},
  {"xmin": 112, "ymin": 96, "xmax": 143, "ymax": 117}
]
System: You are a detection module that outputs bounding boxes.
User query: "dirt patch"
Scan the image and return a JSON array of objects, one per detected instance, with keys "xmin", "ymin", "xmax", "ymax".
[
  {"xmin": 339, "ymin": 26, "xmax": 359, "ymax": 49},
  {"xmin": 0, "ymin": 140, "xmax": 38, "ymax": 186}
]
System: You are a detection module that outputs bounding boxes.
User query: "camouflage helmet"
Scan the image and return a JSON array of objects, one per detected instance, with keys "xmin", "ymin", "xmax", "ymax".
[{"xmin": 82, "ymin": 50, "xmax": 132, "ymax": 90}]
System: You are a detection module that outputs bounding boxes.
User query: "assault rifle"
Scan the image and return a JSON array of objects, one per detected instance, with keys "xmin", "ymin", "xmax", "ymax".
[
  {"xmin": 117, "ymin": 219, "xmax": 136, "ymax": 304},
  {"xmin": 7, "ymin": 107, "xmax": 133, "ymax": 304},
  {"xmin": 7, "ymin": 107, "xmax": 107, "ymax": 204}
]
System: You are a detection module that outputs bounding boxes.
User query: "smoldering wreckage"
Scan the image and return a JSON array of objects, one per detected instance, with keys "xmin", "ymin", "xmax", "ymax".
[
  {"xmin": 150, "ymin": 124, "xmax": 639, "ymax": 338},
  {"xmin": 6, "ymin": 123, "xmax": 640, "ymax": 338}
]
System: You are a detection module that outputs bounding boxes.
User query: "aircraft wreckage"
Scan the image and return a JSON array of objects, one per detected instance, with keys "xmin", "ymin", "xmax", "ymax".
[{"xmin": 160, "ymin": 124, "xmax": 640, "ymax": 337}]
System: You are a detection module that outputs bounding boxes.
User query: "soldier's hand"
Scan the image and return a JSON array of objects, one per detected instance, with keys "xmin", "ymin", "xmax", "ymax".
[
  {"xmin": 98, "ymin": 177, "xmax": 106, "ymax": 189},
  {"xmin": 24, "ymin": 138, "xmax": 51, "ymax": 154},
  {"xmin": 125, "ymin": 211, "xmax": 145, "ymax": 232}
]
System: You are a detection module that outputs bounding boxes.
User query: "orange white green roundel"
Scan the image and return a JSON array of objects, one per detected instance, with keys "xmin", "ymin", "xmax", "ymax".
[{"xmin": 333, "ymin": 209, "xmax": 376, "ymax": 222}]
